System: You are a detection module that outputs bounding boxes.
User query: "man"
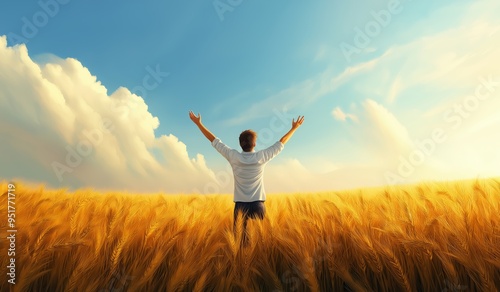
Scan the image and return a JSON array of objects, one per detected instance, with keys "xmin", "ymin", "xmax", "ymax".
[{"xmin": 189, "ymin": 110, "xmax": 304, "ymax": 245}]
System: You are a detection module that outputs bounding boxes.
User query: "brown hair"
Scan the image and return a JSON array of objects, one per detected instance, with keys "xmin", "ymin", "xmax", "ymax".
[{"xmin": 239, "ymin": 130, "xmax": 257, "ymax": 152}]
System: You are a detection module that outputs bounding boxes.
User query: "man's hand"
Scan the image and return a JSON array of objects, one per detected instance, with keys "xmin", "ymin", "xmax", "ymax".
[
  {"xmin": 189, "ymin": 111, "xmax": 201, "ymax": 125},
  {"xmin": 189, "ymin": 110, "xmax": 216, "ymax": 142},
  {"xmin": 292, "ymin": 116, "xmax": 305, "ymax": 129},
  {"xmin": 280, "ymin": 115, "xmax": 305, "ymax": 145}
]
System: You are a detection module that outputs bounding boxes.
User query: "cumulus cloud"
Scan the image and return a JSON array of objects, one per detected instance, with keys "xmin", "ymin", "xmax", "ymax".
[
  {"xmin": 0, "ymin": 36, "xmax": 215, "ymax": 193},
  {"xmin": 331, "ymin": 106, "xmax": 358, "ymax": 122},
  {"xmin": 259, "ymin": 99, "xmax": 426, "ymax": 192},
  {"xmin": 341, "ymin": 95, "xmax": 500, "ymax": 185},
  {"xmin": 362, "ymin": 99, "xmax": 414, "ymax": 159},
  {"xmin": 330, "ymin": 99, "xmax": 417, "ymax": 179}
]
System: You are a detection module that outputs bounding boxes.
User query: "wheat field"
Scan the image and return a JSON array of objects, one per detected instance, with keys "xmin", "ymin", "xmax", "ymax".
[{"xmin": 1, "ymin": 178, "xmax": 499, "ymax": 292}]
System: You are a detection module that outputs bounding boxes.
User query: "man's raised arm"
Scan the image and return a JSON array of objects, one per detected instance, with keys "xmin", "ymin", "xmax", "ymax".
[
  {"xmin": 279, "ymin": 115, "xmax": 304, "ymax": 145},
  {"xmin": 189, "ymin": 111, "xmax": 216, "ymax": 142}
]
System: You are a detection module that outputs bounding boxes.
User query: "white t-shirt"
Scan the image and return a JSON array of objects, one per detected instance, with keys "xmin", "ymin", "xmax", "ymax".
[{"xmin": 211, "ymin": 138, "xmax": 284, "ymax": 202}]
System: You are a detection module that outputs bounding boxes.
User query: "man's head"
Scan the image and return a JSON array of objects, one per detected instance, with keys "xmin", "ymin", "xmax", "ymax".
[{"xmin": 239, "ymin": 130, "xmax": 257, "ymax": 152}]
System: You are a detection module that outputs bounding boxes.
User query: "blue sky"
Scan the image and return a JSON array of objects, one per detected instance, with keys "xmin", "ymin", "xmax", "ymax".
[{"xmin": 1, "ymin": 0, "xmax": 499, "ymax": 193}]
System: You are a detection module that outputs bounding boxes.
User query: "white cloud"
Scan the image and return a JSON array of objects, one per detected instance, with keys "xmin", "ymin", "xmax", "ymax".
[
  {"xmin": 331, "ymin": 106, "xmax": 358, "ymax": 122},
  {"xmin": 360, "ymin": 7, "xmax": 500, "ymax": 105},
  {"xmin": 362, "ymin": 99, "xmax": 413, "ymax": 158},
  {"xmin": 387, "ymin": 75, "xmax": 402, "ymax": 104},
  {"xmin": 0, "ymin": 36, "xmax": 216, "ymax": 193},
  {"xmin": 223, "ymin": 51, "xmax": 388, "ymax": 126},
  {"xmin": 332, "ymin": 99, "xmax": 416, "ymax": 170},
  {"xmin": 222, "ymin": 69, "xmax": 334, "ymax": 126}
]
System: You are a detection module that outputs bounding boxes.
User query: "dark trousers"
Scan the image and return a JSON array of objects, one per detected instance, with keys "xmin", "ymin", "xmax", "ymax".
[{"xmin": 233, "ymin": 201, "xmax": 265, "ymax": 245}]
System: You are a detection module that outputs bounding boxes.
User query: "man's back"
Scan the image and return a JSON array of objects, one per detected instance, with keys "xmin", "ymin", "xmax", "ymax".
[{"xmin": 211, "ymin": 138, "xmax": 284, "ymax": 202}]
